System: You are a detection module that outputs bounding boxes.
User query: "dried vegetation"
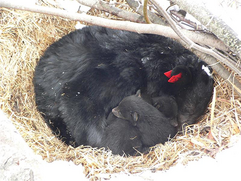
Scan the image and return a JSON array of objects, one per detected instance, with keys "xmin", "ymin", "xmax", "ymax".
[{"xmin": 0, "ymin": 3, "xmax": 240, "ymax": 180}]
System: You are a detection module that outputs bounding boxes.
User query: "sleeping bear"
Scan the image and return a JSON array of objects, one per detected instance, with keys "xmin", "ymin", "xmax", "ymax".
[
  {"xmin": 111, "ymin": 91, "xmax": 177, "ymax": 150},
  {"xmin": 101, "ymin": 91, "xmax": 177, "ymax": 156},
  {"xmin": 33, "ymin": 26, "xmax": 214, "ymax": 148},
  {"xmin": 101, "ymin": 111, "xmax": 143, "ymax": 156}
]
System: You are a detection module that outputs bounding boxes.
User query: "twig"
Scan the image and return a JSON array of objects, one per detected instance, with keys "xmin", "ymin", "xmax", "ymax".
[
  {"xmin": 143, "ymin": 0, "xmax": 151, "ymax": 24},
  {"xmin": 169, "ymin": 10, "xmax": 208, "ymax": 32},
  {"xmin": 193, "ymin": 50, "xmax": 241, "ymax": 96},
  {"xmin": 1, "ymin": 0, "xmax": 239, "ymax": 93},
  {"xmin": 0, "ymin": 1, "xmax": 228, "ymax": 52},
  {"xmin": 125, "ymin": 0, "xmax": 228, "ymax": 52},
  {"xmin": 150, "ymin": 0, "xmax": 241, "ymax": 77},
  {"xmin": 210, "ymin": 87, "xmax": 216, "ymax": 126},
  {"xmin": 171, "ymin": 0, "xmax": 241, "ymax": 59},
  {"xmin": 76, "ymin": 0, "xmax": 145, "ymax": 23},
  {"xmin": 212, "ymin": 49, "xmax": 241, "ymax": 69},
  {"xmin": 126, "ymin": 0, "xmax": 167, "ymax": 26}
]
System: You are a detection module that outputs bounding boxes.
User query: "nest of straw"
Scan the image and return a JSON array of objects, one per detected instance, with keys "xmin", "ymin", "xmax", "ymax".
[{"xmin": 0, "ymin": 5, "xmax": 241, "ymax": 180}]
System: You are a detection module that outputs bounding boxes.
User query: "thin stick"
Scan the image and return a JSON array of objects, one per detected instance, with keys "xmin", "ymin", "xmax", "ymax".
[
  {"xmin": 210, "ymin": 87, "xmax": 216, "ymax": 129},
  {"xmin": 143, "ymin": 0, "xmax": 152, "ymax": 24},
  {"xmin": 0, "ymin": 1, "xmax": 228, "ymax": 52},
  {"xmin": 150, "ymin": 0, "xmax": 241, "ymax": 77}
]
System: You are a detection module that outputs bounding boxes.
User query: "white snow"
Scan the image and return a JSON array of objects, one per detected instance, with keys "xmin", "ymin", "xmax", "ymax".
[
  {"xmin": 1, "ymin": 102, "xmax": 241, "ymax": 180},
  {"xmin": 56, "ymin": 0, "xmax": 81, "ymax": 13},
  {"xmin": 7, "ymin": 0, "xmax": 38, "ymax": 5},
  {"xmin": 104, "ymin": 135, "xmax": 241, "ymax": 180},
  {"xmin": 201, "ymin": 0, "xmax": 241, "ymax": 39},
  {"xmin": 75, "ymin": 22, "xmax": 86, "ymax": 29},
  {"xmin": 52, "ymin": 0, "xmax": 90, "ymax": 13},
  {"xmin": 0, "ymin": 110, "xmax": 87, "ymax": 181},
  {"xmin": 202, "ymin": 65, "xmax": 212, "ymax": 77}
]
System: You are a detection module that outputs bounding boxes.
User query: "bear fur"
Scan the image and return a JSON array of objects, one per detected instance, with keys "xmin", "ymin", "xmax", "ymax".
[{"xmin": 33, "ymin": 26, "xmax": 213, "ymax": 147}]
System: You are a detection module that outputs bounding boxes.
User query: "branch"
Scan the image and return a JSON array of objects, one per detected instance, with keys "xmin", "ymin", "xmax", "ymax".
[
  {"xmin": 0, "ymin": 0, "xmax": 228, "ymax": 52},
  {"xmin": 193, "ymin": 50, "xmax": 241, "ymax": 96},
  {"xmin": 1, "ymin": 0, "xmax": 239, "ymax": 92},
  {"xmin": 125, "ymin": 0, "xmax": 228, "ymax": 52},
  {"xmin": 171, "ymin": 0, "xmax": 241, "ymax": 59},
  {"xmin": 126, "ymin": 0, "xmax": 167, "ymax": 26},
  {"xmin": 150, "ymin": 0, "xmax": 241, "ymax": 77},
  {"xmin": 76, "ymin": 0, "xmax": 145, "ymax": 23},
  {"xmin": 143, "ymin": 0, "xmax": 152, "ymax": 24}
]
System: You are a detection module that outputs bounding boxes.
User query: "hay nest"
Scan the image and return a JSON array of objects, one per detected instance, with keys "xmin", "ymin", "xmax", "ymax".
[{"xmin": 0, "ymin": 5, "xmax": 241, "ymax": 180}]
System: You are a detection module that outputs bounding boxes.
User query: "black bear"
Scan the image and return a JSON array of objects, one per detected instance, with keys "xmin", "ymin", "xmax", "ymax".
[
  {"xmin": 111, "ymin": 91, "xmax": 177, "ymax": 148},
  {"xmin": 33, "ymin": 26, "xmax": 214, "ymax": 147},
  {"xmin": 152, "ymin": 96, "xmax": 179, "ymax": 127},
  {"xmin": 100, "ymin": 112, "xmax": 143, "ymax": 156},
  {"xmin": 159, "ymin": 63, "xmax": 214, "ymax": 130}
]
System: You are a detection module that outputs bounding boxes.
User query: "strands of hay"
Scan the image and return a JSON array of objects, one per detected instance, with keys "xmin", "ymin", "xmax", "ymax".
[{"xmin": 0, "ymin": 6, "xmax": 241, "ymax": 180}]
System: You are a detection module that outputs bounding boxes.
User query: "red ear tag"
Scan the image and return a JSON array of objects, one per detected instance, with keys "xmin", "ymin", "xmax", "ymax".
[
  {"xmin": 168, "ymin": 73, "xmax": 182, "ymax": 83},
  {"xmin": 164, "ymin": 70, "xmax": 172, "ymax": 78}
]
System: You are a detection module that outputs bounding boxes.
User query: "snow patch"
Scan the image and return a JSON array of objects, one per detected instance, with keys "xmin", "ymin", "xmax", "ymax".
[
  {"xmin": 105, "ymin": 135, "xmax": 241, "ymax": 180},
  {"xmin": 55, "ymin": 0, "xmax": 90, "ymax": 13},
  {"xmin": 202, "ymin": 65, "xmax": 212, "ymax": 77},
  {"xmin": 8, "ymin": 0, "xmax": 37, "ymax": 5},
  {"xmin": 75, "ymin": 22, "xmax": 86, "ymax": 29}
]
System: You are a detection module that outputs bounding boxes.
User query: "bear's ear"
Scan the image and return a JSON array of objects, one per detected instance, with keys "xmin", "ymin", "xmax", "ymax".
[
  {"xmin": 135, "ymin": 89, "xmax": 141, "ymax": 98},
  {"xmin": 112, "ymin": 107, "xmax": 125, "ymax": 119},
  {"xmin": 170, "ymin": 118, "xmax": 179, "ymax": 127},
  {"xmin": 132, "ymin": 112, "xmax": 139, "ymax": 122},
  {"xmin": 153, "ymin": 102, "xmax": 161, "ymax": 110}
]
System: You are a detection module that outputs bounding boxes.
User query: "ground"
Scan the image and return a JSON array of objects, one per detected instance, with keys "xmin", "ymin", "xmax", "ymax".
[{"xmin": 1, "ymin": 109, "xmax": 241, "ymax": 180}]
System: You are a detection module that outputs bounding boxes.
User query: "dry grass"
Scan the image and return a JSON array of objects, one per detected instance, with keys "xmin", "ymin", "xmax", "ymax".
[{"xmin": 0, "ymin": 5, "xmax": 241, "ymax": 180}]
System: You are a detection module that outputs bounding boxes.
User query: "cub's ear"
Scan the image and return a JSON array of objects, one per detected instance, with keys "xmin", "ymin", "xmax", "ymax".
[
  {"xmin": 132, "ymin": 112, "xmax": 139, "ymax": 122},
  {"xmin": 170, "ymin": 118, "xmax": 178, "ymax": 127},
  {"xmin": 112, "ymin": 107, "xmax": 125, "ymax": 119},
  {"xmin": 135, "ymin": 89, "xmax": 141, "ymax": 98},
  {"xmin": 153, "ymin": 102, "xmax": 161, "ymax": 110}
]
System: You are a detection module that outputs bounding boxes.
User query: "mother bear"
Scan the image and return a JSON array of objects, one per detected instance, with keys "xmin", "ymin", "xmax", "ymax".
[{"xmin": 33, "ymin": 26, "xmax": 213, "ymax": 148}]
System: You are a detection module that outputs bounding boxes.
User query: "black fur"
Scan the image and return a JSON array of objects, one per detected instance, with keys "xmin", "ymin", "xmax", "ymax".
[
  {"xmin": 152, "ymin": 96, "xmax": 179, "ymax": 127},
  {"xmin": 112, "ymin": 94, "xmax": 177, "ymax": 147},
  {"xmin": 33, "ymin": 26, "xmax": 214, "ymax": 147},
  {"xmin": 100, "ymin": 112, "xmax": 143, "ymax": 156},
  {"xmin": 174, "ymin": 63, "xmax": 214, "ymax": 130}
]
